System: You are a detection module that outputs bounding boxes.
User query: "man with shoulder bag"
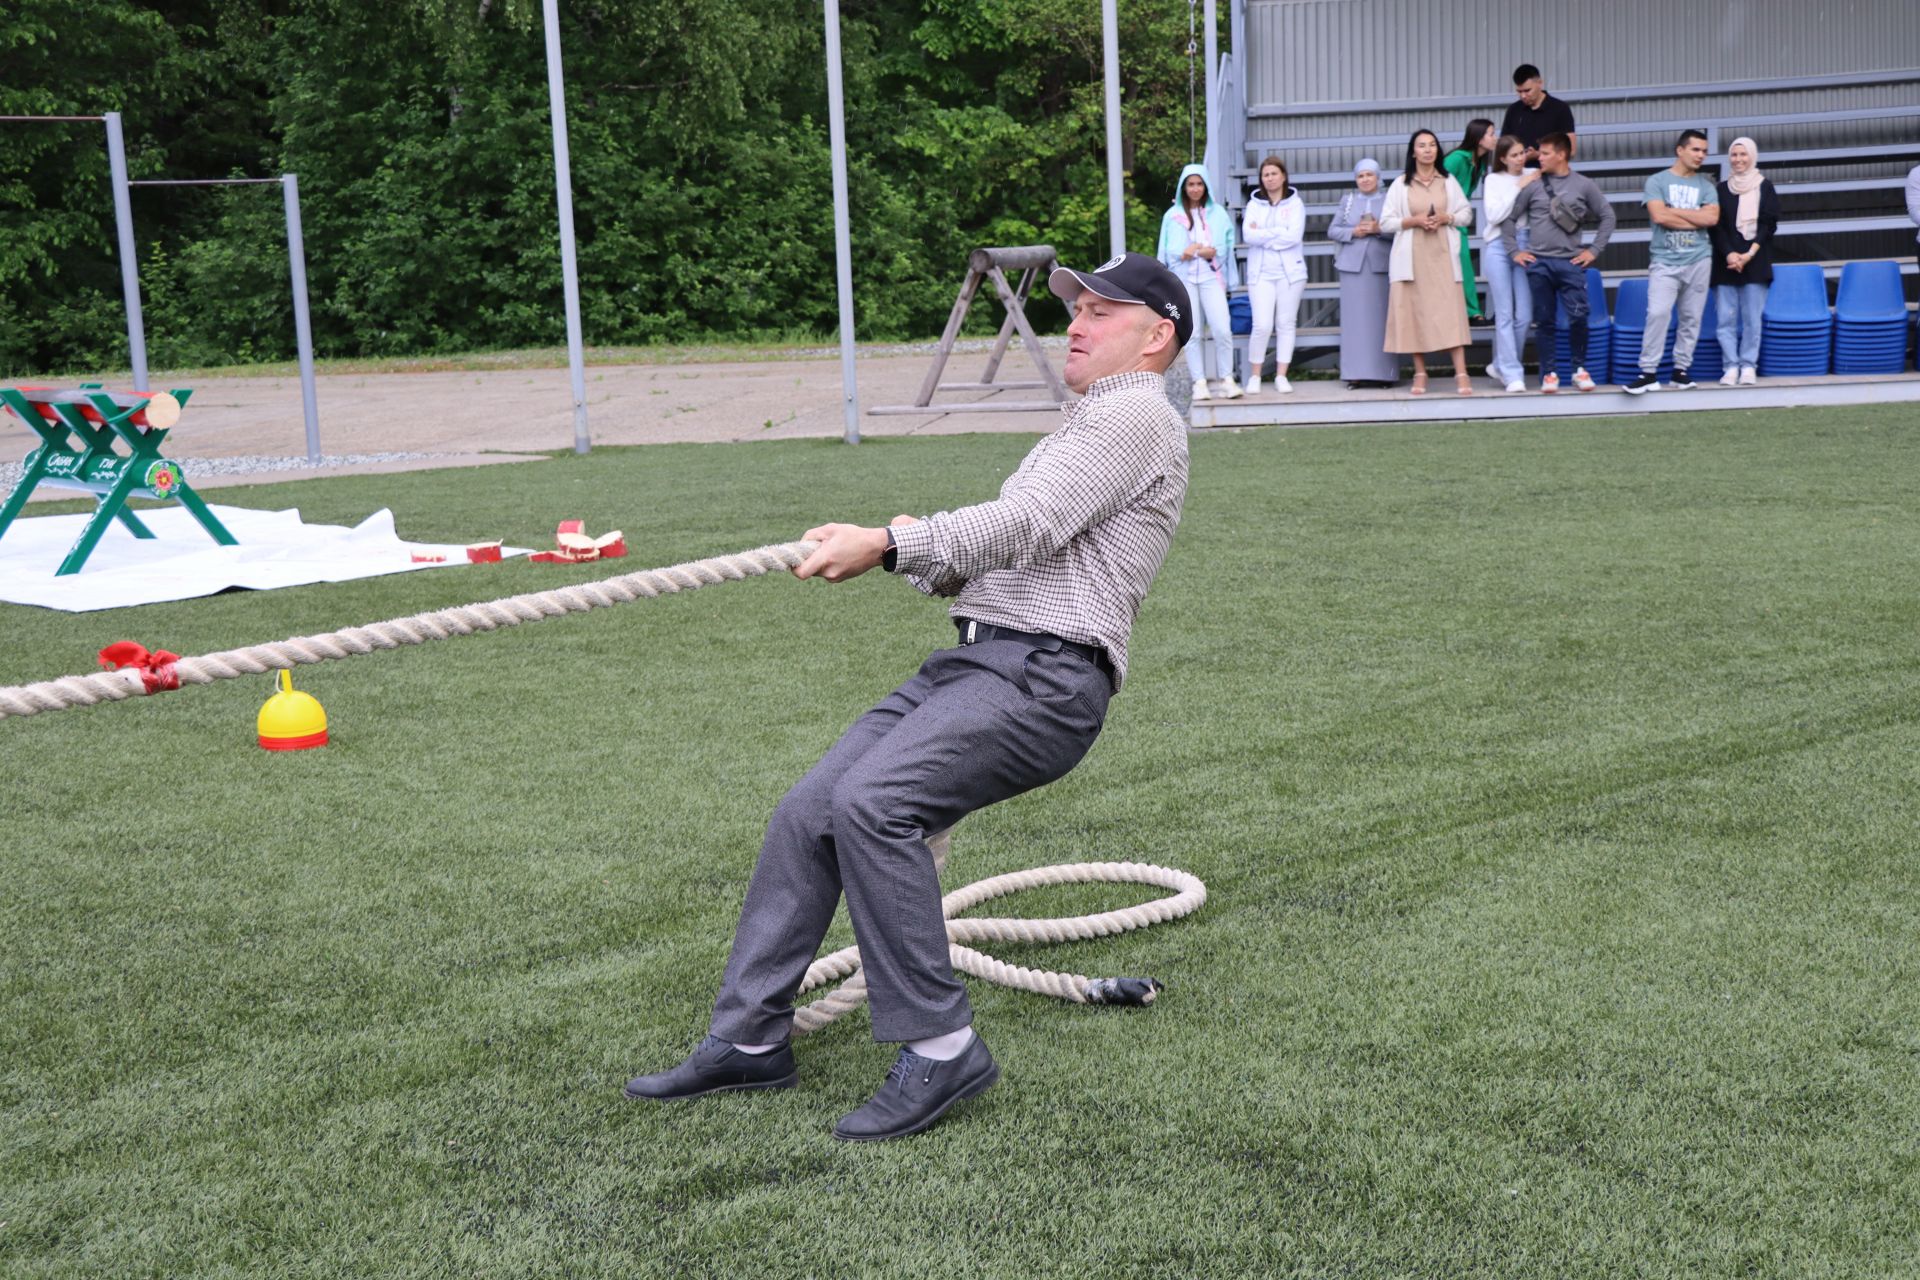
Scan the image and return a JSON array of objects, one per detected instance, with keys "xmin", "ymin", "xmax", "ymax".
[{"xmin": 1504, "ymin": 133, "xmax": 1616, "ymax": 394}]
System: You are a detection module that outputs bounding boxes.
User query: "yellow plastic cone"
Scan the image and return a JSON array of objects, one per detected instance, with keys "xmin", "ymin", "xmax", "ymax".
[{"xmin": 257, "ymin": 669, "xmax": 327, "ymax": 750}]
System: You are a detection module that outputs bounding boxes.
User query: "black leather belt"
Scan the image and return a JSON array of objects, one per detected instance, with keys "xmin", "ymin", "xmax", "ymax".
[{"xmin": 955, "ymin": 617, "xmax": 1113, "ymax": 679}]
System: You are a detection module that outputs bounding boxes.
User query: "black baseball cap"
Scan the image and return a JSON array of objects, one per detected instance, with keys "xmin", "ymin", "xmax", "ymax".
[{"xmin": 1049, "ymin": 251, "xmax": 1192, "ymax": 348}]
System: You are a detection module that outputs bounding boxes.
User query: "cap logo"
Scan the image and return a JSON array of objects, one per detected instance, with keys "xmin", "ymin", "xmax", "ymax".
[
  {"xmin": 1164, "ymin": 302, "xmax": 1181, "ymax": 319},
  {"xmin": 1095, "ymin": 255, "xmax": 1126, "ymax": 272}
]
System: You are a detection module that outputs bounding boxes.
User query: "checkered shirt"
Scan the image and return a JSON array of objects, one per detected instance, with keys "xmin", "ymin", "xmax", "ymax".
[{"xmin": 887, "ymin": 370, "xmax": 1188, "ymax": 688}]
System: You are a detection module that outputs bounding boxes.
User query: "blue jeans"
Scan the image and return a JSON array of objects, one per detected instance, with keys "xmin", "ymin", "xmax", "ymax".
[
  {"xmin": 1525, "ymin": 256, "xmax": 1588, "ymax": 377},
  {"xmin": 1716, "ymin": 282, "xmax": 1767, "ymax": 371},
  {"xmin": 1482, "ymin": 234, "xmax": 1533, "ymax": 383}
]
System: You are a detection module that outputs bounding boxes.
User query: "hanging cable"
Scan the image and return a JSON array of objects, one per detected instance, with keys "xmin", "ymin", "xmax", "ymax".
[{"xmin": 1187, "ymin": 0, "xmax": 1199, "ymax": 163}]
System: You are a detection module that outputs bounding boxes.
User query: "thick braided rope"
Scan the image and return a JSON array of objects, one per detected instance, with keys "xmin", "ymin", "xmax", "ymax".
[
  {"xmin": 0, "ymin": 541, "xmax": 1207, "ymax": 1017},
  {"xmin": 0, "ymin": 541, "xmax": 816, "ymax": 721},
  {"xmin": 790, "ymin": 831, "xmax": 1207, "ymax": 1032}
]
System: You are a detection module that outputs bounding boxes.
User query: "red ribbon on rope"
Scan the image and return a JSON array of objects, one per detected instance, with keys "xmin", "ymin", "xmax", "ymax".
[{"xmin": 97, "ymin": 641, "xmax": 182, "ymax": 694}]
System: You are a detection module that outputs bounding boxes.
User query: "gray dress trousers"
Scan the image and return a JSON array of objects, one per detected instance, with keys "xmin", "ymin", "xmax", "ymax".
[{"xmin": 708, "ymin": 636, "xmax": 1111, "ymax": 1044}]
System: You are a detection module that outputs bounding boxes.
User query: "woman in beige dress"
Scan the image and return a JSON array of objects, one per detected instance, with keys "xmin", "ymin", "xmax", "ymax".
[{"xmin": 1381, "ymin": 129, "xmax": 1476, "ymax": 395}]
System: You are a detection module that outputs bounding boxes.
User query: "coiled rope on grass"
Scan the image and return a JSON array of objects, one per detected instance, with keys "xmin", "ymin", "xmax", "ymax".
[
  {"xmin": 0, "ymin": 538, "xmax": 1206, "ymax": 1012},
  {"xmin": 793, "ymin": 829, "xmax": 1207, "ymax": 1028}
]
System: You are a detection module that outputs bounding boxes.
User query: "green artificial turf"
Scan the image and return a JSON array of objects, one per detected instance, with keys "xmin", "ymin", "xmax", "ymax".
[{"xmin": 2, "ymin": 405, "xmax": 1917, "ymax": 1278}]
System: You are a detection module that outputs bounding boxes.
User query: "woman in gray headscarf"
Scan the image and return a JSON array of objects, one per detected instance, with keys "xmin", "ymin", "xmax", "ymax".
[{"xmin": 1326, "ymin": 158, "xmax": 1398, "ymax": 386}]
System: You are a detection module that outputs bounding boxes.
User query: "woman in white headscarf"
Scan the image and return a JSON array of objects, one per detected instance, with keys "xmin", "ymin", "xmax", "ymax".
[
  {"xmin": 1325, "ymin": 158, "xmax": 1398, "ymax": 386},
  {"xmin": 1709, "ymin": 136, "xmax": 1780, "ymax": 385}
]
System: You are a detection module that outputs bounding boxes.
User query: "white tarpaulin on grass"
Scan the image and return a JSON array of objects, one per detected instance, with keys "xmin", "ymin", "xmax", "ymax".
[{"xmin": 0, "ymin": 504, "xmax": 531, "ymax": 612}]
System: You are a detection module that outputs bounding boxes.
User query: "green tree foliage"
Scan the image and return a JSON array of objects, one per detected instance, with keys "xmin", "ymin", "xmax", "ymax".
[{"xmin": 0, "ymin": 0, "xmax": 1213, "ymax": 373}]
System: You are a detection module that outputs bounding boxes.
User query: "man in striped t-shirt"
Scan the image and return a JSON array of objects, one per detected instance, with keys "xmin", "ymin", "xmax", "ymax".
[{"xmin": 625, "ymin": 252, "xmax": 1192, "ymax": 1141}]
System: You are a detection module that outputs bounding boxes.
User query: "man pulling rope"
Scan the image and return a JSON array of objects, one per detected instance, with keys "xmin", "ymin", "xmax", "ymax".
[{"xmin": 624, "ymin": 252, "xmax": 1197, "ymax": 1142}]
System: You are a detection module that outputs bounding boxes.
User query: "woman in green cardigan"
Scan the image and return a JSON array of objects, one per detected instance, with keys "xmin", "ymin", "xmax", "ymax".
[{"xmin": 1442, "ymin": 119, "xmax": 1497, "ymax": 319}]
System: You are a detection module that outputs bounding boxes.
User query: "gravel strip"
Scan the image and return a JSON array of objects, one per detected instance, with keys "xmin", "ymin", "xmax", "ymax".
[{"xmin": 0, "ymin": 451, "xmax": 467, "ymax": 492}]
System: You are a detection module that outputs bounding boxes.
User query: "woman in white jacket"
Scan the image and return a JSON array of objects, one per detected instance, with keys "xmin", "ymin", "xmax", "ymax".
[
  {"xmin": 1241, "ymin": 155, "xmax": 1307, "ymax": 394},
  {"xmin": 1480, "ymin": 135, "xmax": 1540, "ymax": 392},
  {"xmin": 1381, "ymin": 129, "xmax": 1476, "ymax": 395}
]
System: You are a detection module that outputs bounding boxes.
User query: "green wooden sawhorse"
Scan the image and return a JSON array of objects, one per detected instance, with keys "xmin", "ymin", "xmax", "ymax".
[{"xmin": 0, "ymin": 383, "xmax": 236, "ymax": 576}]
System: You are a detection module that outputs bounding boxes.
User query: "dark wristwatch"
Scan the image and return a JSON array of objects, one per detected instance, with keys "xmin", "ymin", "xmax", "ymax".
[{"xmin": 882, "ymin": 526, "xmax": 898, "ymax": 573}]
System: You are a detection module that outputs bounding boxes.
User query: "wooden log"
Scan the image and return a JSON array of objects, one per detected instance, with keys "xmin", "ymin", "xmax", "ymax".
[
  {"xmin": 7, "ymin": 386, "xmax": 182, "ymax": 429},
  {"xmin": 966, "ymin": 245, "xmax": 1058, "ymax": 273}
]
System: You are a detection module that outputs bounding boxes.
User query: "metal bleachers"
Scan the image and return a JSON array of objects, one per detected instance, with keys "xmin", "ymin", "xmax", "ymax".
[{"xmin": 1214, "ymin": 75, "xmax": 1920, "ymax": 368}]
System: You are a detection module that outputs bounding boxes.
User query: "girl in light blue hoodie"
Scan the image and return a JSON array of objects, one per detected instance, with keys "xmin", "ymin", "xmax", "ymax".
[{"xmin": 1157, "ymin": 163, "xmax": 1241, "ymax": 399}]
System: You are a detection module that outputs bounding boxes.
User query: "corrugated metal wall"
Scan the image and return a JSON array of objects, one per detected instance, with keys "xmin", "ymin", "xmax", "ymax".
[
  {"xmin": 1247, "ymin": 87, "xmax": 1920, "ymax": 186},
  {"xmin": 1247, "ymin": 0, "xmax": 1920, "ymax": 110}
]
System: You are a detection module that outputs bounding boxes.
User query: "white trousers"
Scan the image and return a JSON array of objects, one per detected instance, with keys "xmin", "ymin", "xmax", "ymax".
[
  {"xmin": 1183, "ymin": 276, "xmax": 1235, "ymax": 381},
  {"xmin": 1247, "ymin": 275, "xmax": 1307, "ymax": 373}
]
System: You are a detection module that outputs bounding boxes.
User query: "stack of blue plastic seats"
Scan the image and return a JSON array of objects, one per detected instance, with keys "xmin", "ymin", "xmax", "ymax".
[
  {"xmin": 1552, "ymin": 267, "xmax": 1613, "ymax": 382},
  {"xmin": 1756, "ymin": 263, "xmax": 1832, "ymax": 377},
  {"xmin": 1606, "ymin": 275, "xmax": 1723, "ymax": 383},
  {"xmin": 1832, "ymin": 260, "xmax": 1908, "ymax": 375},
  {"xmin": 1608, "ymin": 278, "xmax": 1645, "ymax": 384}
]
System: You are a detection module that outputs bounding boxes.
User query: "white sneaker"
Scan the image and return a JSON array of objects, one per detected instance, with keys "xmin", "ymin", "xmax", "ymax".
[
  {"xmin": 1719, "ymin": 369, "xmax": 1740, "ymax": 387},
  {"xmin": 1540, "ymin": 372, "xmax": 1561, "ymax": 394},
  {"xmin": 1504, "ymin": 379, "xmax": 1527, "ymax": 394},
  {"xmin": 1739, "ymin": 367, "xmax": 1757, "ymax": 386},
  {"xmin": 1273, "ymin": 376, "xmax": 1293, "ymax": 394},
  {"xmin": 1245, "ymin": 375, "xmax": 1262, "ymax": 396},
  {"xmin": 1191, "ymin": 379, "xmax": 1211, "ymax": 401},
  {"xmin": 1218, "ymin": 377, "xmax": 1243, "ymax": 400},
  {"xmin": 1572, "ymin": 367, "xmax": 1596, "ymax": 393}
]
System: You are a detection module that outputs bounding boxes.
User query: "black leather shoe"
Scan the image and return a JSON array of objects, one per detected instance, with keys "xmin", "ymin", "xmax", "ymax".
[
  {"xmin": 831, "ymin": 1034, "xmax": 999, "ymax": 1142},
  {"xmin": 623, "ymin": 1035, "xmax": 798, "ymax": 1100}
]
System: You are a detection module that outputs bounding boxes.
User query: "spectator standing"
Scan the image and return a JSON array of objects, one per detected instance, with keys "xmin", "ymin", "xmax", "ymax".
[
  {"xmin": 1499, "ymin": 64, "xmax": 1578, "ymax": 167},
  {"xmin": 1326, "ymin": 158, "xmax": 1398, "ymax": 387},
  {"xmin": 1482, "ymin": 135, "xmax": 1540, "ymax": 392},
  {"xmin": 1709, "ymin": 137, "xmax": 1780, "ymax": 386},
  {"xmin": 1628, "ymin": 130, "xmax": 1720, "ymax": 394},
  {"xmin": 1382, "ymin": 129, "xmax": 1476, "ymax": 396},
  {"xmin": 1906, "ymin": 161, "xmax": 1920, "ymax": 245},
  {"xmin": 1157, "ymin": 164, "xmax": 1241, "ymax": 400},
  {"xmin": 1441, "ymin": 119, "xmax": 1497, "ymax": 319},
  {"xmin": 1504, "ymin": 133, "xmax": 1616, "ymax": 393},
  {"xmin": 1242, "ymin": 155, "xmax": 1307, "ymax": 394}
]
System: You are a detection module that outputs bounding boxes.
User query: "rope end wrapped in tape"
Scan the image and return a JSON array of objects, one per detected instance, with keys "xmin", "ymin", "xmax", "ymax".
[
  {"xmin": 1084, "ymin": 977, "xmax": 1165, "ymax": 1006},
  {"xmin": 97, "ymin": 641, "xmax": 181, "ymax": 694}
]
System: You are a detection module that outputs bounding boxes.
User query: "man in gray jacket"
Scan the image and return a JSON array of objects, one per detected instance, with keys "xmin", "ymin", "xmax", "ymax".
[{"xmin": 1505, "ymin": 133, "xmax": 1617, "ymax": 393}]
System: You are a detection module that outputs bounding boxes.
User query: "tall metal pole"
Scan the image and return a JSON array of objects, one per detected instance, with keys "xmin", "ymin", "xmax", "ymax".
[
  {"xmin": 824, "ymin": 0, "xmax": 860, "ymax": 443},
  {"xmin": 1101, "ymin": 0, "xmax": 1125, "ymax": 257},
  {"xmin": 1203, "ymin": 0, "xmax": 1220, "ymax": 195},
  {"xmin": 103, "ymin": 113, "xmax": 149, "ymax": 393},
  {"xmin": 282, "ymin": 175, "xmax": 322, "ymax": 465},
  {"xmin": 541, "ymin": 0, "xmax": 591, "ymax": 454},
  {"xmin": 1230, "ymin": 0, "xmax": 1245, "ymax": 98}
]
